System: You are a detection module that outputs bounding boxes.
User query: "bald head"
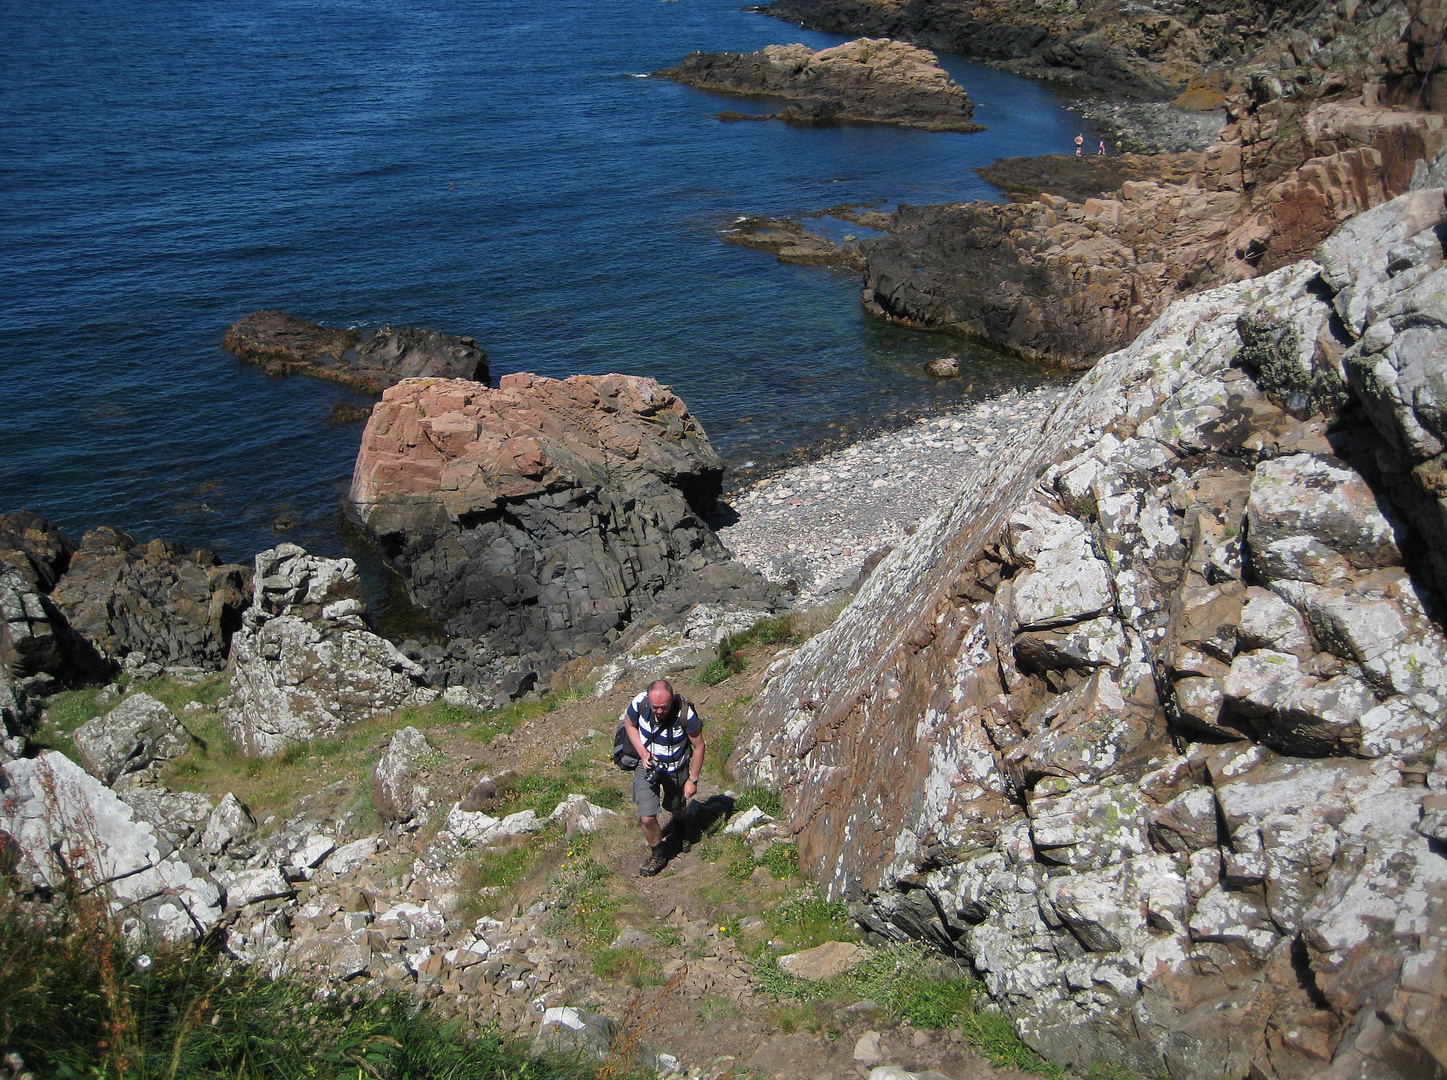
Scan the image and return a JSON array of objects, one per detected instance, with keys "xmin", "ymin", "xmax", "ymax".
[{"xmin": 647, "ymin": 679, "xmax": 674, "ymax": 713}]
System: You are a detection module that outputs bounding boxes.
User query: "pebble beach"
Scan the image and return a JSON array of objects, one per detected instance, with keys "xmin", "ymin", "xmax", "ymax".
[{"xmin": 716, "ymin": 381, "xmax": 1073, "ymax": 605}]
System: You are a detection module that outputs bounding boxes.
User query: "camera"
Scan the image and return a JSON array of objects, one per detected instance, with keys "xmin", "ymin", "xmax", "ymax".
[{"xmin": 643, "ymin": 760, "xmax": 667, "ymax": 787}]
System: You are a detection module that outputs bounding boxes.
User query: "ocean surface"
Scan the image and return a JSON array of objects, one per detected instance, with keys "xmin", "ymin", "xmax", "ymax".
[{"xmin": 1, "ymin": 0, "xmax": 1096, "ymax": 566}]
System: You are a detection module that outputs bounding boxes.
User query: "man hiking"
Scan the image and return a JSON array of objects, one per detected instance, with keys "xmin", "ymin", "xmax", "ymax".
[{"xmin": 621, "ymin": 679, "xmax": 704, "ymax": 877}]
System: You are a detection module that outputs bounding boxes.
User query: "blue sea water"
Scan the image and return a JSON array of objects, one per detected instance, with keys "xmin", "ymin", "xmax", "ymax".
[{"xmin": 0, "ymin": 0, "xmax": 1095, "ymax": 566}]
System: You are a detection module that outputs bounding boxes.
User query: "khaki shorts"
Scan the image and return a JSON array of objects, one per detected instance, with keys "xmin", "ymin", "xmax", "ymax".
[{"xmin": 632, "ymin": 767, "xmax": 687, "ymax": 818}]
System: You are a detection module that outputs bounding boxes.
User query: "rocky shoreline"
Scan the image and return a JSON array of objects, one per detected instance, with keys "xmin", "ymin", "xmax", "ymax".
[{"xmin": 716, "ymin": 383, "xmax": 1071, "ymax": 606}]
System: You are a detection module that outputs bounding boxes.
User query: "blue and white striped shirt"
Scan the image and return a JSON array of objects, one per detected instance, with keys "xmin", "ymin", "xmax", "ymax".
[{"xmin": 624, "ymin": 692, "xmax": 701, "ymax": 774}]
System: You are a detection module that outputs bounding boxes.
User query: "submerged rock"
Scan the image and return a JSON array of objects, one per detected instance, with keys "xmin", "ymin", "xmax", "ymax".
[
  {"xmin": 224, "ymin": 310, "xmax": 489, "ymax": 394},
  {"xmin": 656, "ymin": 38, "xmax": 984, "ymax": 133}
]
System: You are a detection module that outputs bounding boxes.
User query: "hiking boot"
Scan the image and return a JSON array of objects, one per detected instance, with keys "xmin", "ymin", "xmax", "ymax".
[{"xmin": 638, "ymin": 846, "xmax": 668, "ymax": 877}]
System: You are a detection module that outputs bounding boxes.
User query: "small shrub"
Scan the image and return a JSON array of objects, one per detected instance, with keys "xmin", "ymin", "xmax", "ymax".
[{"xmin": 700, "ymin": 656, "xmax": 741, "ymax": 686}]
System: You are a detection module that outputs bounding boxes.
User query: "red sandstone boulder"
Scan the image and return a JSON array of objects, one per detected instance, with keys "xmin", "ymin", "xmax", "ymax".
[{"xmin": 345, "ymin": 373, "xmax": 773, "ymax": 674}]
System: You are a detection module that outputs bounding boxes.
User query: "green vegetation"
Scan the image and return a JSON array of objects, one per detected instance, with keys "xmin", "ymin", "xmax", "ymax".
[
  {"xmin": 0, "ymin": 891, "xmax": 611, "ymax": 1080},
  {"xmin": 701, "ymin": 616, "xmax": 801, "ymax": 685},
  {"xmin": 544, "ymin": 852, "xmax": 621, "ymax": 955},
  {"xmin": 751, "ymin": 942, "xmax": 1054, "ymax": 1073},
  {"xmin": 761, "ymin": 886, "xmax": 858, "ymax": 952},
  {"xmin": 733, "ymin": 786, "xmax": 781, "ymax": 816},
  {"xmin": 501, "ymin": 745, "xmax": 626, "ymax": 819},
  {"xmin": 591, "ymin": 945, "xmax": 662, "ymax": 988}
]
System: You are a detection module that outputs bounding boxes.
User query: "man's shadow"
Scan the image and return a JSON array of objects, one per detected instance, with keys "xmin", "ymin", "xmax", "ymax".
[{"xmin": 673, "ymin": 793, "xmax": 735, "ymax": 853}]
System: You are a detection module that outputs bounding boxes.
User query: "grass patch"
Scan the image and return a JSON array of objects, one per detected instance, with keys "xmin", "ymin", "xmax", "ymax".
[
  {"xmin": 504, "ymin": 746, "xmax": 623, "ymax": 818},
  {"xmin": 765, "ymin": 886, "xmax": 857, "ymax": 952},
  {"xmin": 759, "ymin": 842, "xmax": 799, "ymax": 879},
  {"xmin": 747, "ymin": 937, "xmax": 1058, "ymax": 1075},
  {"xmin": 591, "ymin": 945, "xmax": 662, "ymax": 987},
  {"xmin": 733, "ymin": 786, "xmax": 781, "ymax": 817},
  {"xmin": 462, "ymin": 843, "xmax": 536, "ymax": 893},
  {"xmin": 32, "ymin": 686, "xmax": 110, "ymax": 760},
  {"xmin": 160, "ymin": 708, "xmax": 407, "ymax": 830},
  {"xmin": 0, "ymin": 889, "xmax": 612, "ymax": 1080},
  {"xmin": 544, "ymin": 855, "xmax": 621, "ymax": 956},
  {"xmin": 701, "ymin": 616, "xmax": 802, "ymax": 686},
  {"xmin": 695, "ymin": 995, "xmax": 741, "ymax": 1022},
  {"xmin": 132, "ymin": 673, "xmax": 230, "ymax": 716}
]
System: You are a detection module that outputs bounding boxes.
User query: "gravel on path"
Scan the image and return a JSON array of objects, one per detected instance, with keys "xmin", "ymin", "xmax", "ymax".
[{"xmin": 715, "ymin": 382, "xmax": 1073, "ymax": 606}]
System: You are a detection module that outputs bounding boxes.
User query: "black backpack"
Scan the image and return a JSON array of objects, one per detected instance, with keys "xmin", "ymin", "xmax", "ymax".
[{"xmin": 612, "ymin": 697, "xmax": 691, "ymax": 772}]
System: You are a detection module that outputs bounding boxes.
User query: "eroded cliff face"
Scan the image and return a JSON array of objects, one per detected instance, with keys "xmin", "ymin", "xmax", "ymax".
[
  {"xmin": 732, "ymin": 187, "xmax": 1447, "ymax": 1078},
  {"xmin": 861, "ymin": 85, "xmax": 1446, "ymax": 369}
]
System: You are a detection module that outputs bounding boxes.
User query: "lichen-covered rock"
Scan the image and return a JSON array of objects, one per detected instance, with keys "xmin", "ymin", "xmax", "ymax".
[
  {"xmin": 73, "ymin": 693, "xmax": 195, "ymax": 786},
  {"xmin": 1245, "ymin": 453, "xmax": 1404, "ymax": 585},
  {"xmin": 345, "ymin": 373, "xmax": 774, "ymax": 686},
  {"xmin": 373, "ymin": 726, "xmax": 435, "ymax": 825},
  {"xmin": 0, "ymin": 668, "xmax": 37, "ymax": 759},
  {"xmin": 0, "ymin": 752, "xmax": 223, "ymax": 943},
  {"xmin": 219, "ymin": 545, "xmax": 436, "ymax": 757},
  {"xmin": 731, "ymin": 190, "xmax": 1447, "ymax": 1078},
  {"xmin": 199, "ymin": 792, "xmax": 256, "ymax": 856},
  {"xmin": 118, "ymin": 785, "xmax": 215, "ymax": 850}
]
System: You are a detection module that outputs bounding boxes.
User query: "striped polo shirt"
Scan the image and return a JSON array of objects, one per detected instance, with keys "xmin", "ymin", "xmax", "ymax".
[{"xmin": 625, "ymin": 692, "xmax": 701, "ymax": 774}]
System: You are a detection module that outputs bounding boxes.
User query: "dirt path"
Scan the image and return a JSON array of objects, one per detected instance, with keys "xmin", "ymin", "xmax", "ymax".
[{"xmin": 403, "ymin": 666, "xmax": 1045, "ymax": 1080}]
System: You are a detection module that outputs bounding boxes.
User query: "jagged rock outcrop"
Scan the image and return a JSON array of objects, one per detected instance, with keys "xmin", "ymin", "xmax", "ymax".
[
  {"xmin": 859, "ymin": 86, "xmax": 1443, "ymax": 368},
  {"xmin": 0, "ymin": 671, "xmax": 36, "ymax": 760},
  {"xmin": 0, "ymin": 752, "xmax": 224, "ymax": 944},
  {"xmin": 0, "ymin": 512, "xmax": 97, "ymax": 688},
  {"xmin": 3, "ymin": 512, "xmax": 246, "ymax": 691},
  {"xmin": 224, "ymin": 310, "xmax": 490, "ymax": 394},
  {"xmin": 219, "ymin": 544, "xmax": 436, "ymax": 757},
  {"xmin": 50, "ymin": 526, "xmax": 251, "ymax": 675},
  {"xmin": 729, "ymin": 4, "xmax": 1446, "ymax": 372},
  {"xmin": 344, "ymin": 373, "xmax": 776, "ymax": 683},
  {"xmin": 733, "ymin": 188, "xmax": 1447, "ymax": 1079},
  {"xmin": 656, "ymin": 38, "xmax": 984, "ymax": 132},
  {"xmin": 762, "ymin": 0, "xmax": 1443, "ymax": 104}
]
